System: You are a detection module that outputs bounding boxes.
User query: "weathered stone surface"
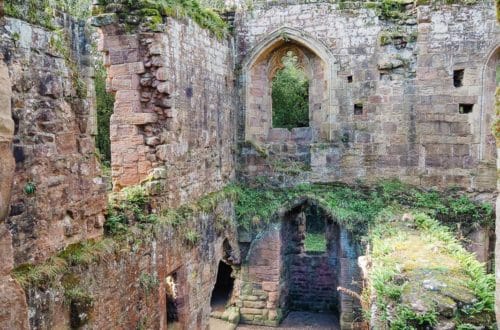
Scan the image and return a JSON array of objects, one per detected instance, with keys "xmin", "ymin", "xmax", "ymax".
[
  {"xmin": 236, "ymin": 2, "xmax": 498, "ymax": 193},
  {"xmin": 0, "ymin": 58, "xmax": 29, "ymax": 330},
  {"xmin": 25, "ymin": 200, "xmax": 240, "ymax": 330},
  {"xmin": 2, "ymin": 17, "xmax": 107, "ymax": 265}
]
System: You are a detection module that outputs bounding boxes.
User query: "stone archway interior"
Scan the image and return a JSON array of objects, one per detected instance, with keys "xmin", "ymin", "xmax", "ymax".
[
  {"xmin": 276, "ymin": 200, "xmax": 363, "ymax": 327},
  {"xmin": 210, "ymin": 261, "xmax": 235, "ymax": 311}
]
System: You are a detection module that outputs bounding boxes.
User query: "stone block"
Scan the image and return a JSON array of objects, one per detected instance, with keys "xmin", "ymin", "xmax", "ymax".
[
  {"xmin": 119, "ymin": 113, "xmax": 158, "ymax": 125},
  {"xmin": 243, "ymin": 300, "xmax": 266, "ymax": 308},
  {"xmin": 156, "ymin": 68, "xmax": 169, "ymax": 81},
  {"xmin": 240, "ymin": 307, "xmax": 263, "ymax": 315}
]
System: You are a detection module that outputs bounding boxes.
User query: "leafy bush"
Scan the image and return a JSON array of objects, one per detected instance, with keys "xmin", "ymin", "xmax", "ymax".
[{"xmin": 271, "ymin": 51, "xmax": 309, "ymax": 129}]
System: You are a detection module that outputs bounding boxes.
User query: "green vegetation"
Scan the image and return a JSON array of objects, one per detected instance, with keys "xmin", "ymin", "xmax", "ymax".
[
  {"xmin": 271, "ymin": 51, "xmax": 309, "ymax": 129},
  {"xmin": 94, "ymin": 0, "xmax": 229, "ymax": 39},
  {"xmin": 95, "ymin": 62, "xmax": 114, "ymax": 164},
  {"xmin": 23, "ymin": 181, "xmax": 36, "ymax": 195},
  {"xmin": 64, "ymin": 286, "xmax": 93, "ymax": 306},
  {"xmin": 304, "ymin": 205, "xmax": 327, "ymax": 252},
  {"xmin": 12, "ymin": 238, "xmax": 116, "ymax": 288},
  {"xmin": 231, "ymin": 180, "xmax": 493, "ymax": 236},
  {"xmin": 363, "ymin": 0, "xmax": 478, "ymax": 22},
  {"xmin": 139, "ymin": 272, "xmax": 159, "ymax": 295},
  {"xmin": 11, "ymin": 178, "xmax": 494, "ymax": 329},
  {"xmin": 304, "ymin": 233, "xmax": 327, "ymax": 252},
  {"xmin": 379, "ymin": 29, "xmax": 417, "ymax": 46},
  {"xmin": 369, "ymin": 213, "xmax": 495, "ymax": 328},
  {"xmin": 5, "ymin": 0, "xmax": 92, "ymax": 30}
]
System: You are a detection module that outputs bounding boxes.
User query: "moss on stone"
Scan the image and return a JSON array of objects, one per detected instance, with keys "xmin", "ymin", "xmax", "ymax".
[
  {"xmin": 5, "ymin": 0, "xmax": 92, "ymax": 30},
  {"xmin": 368, "ymin": 213, "xmax": 495, "ymax": 328},
  {"xmin": 93, "ymin": 0, "xmax": 229, "ymax": 39}
]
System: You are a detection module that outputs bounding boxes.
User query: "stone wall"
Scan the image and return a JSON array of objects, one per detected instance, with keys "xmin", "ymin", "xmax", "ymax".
[
  {"xmin": 287, "ymin": 254, "xmax": 338, "ymax": 312},
  {"xmin": 97, "ymin": 18, "xmax": 236, "ymax": 205},
  {"xmin": 0, "ymin": 43, "xmax": 29, "ymax": 329},
  {"xmin": 238, "ymin": 200, "xmax": 362, "ymax": 328},
  {"xmin": 235, "ymin": 1, "xmax": 499, "ymax": 191},
  {"xmin": 1, "ymin": 16, "xmax": 107, "ymax": 266},
  {"xmin": 25, "ymin": 200, "xmax": 240, "ymax": 330}
]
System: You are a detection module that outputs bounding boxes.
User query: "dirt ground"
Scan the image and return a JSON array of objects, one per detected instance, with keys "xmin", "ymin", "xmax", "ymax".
[{"xmin": 235, "ymin": 311, "xmax": 339, "ymax": 330}]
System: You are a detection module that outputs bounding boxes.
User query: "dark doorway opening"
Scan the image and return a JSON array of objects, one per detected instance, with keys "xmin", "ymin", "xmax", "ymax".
[
  {"xmin": 166, "ymin": 272, "xmax": 180, "ymax": 329},
  {"xmin": 210, "ymin": 261, "xmax": 234, "ymax": 312}
]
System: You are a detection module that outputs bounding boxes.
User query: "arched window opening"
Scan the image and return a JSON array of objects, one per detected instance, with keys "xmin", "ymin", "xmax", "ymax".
[
  {"xmin": 271, "ymin": 51, "xmax": 310, "ymax": 129},
  {"xmin": 210, "ymin": 261, "xmax": 234, "ymax": 312}
]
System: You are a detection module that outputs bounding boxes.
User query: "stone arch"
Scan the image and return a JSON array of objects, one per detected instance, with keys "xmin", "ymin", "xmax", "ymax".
[
  {"xmin": 241, "ymin": 196, "xmax": 362, "ymax": 328},
  {"xmin": 242, "ymin": 27, "xmax": 337, "ymax": 143},
  {"xmin": 479, "ymin": 46, "xmax": 500, "ymax": 163},
  {"xmin": 484, "ymin": 45, "xmax": 500, "ymax": 326}
]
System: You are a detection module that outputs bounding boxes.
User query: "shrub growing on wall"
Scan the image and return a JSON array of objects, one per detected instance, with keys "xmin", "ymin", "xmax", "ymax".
[
  {"xmin": 95, "ymin": 62, "xmax": 114, "ymax": 163},
  {"xmin": 271, "ymin": 51, "xmax": 309, "ymax": 129}
]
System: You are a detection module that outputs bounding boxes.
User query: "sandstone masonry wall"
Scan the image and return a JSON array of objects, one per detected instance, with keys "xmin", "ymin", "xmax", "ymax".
[
  {"xmin": 2, "ymin": 17, "xmax": 107, "ymax": 266},
  {"xmin": 236, "ymin": 1, "xmax": 499, "ymax": 191},
  {"xmin": 238, "ymin": 205, "xmax": 361, "ymax": 328},
  {"xmin": 98, "ymin": 18, "xmax": 236, "ymax": 205},
  {"xmin": 25, "ymin": 200, "xmax": 239, "ymax": 330}
]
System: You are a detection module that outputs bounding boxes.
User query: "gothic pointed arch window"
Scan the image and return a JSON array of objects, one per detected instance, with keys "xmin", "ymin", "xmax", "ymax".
[{"xmin": 243, "ymin": 28, "xmax": 335, "ymax": 143}]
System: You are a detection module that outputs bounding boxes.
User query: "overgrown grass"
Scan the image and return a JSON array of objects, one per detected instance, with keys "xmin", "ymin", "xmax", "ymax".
[
  {"xmin": 231, "ymin": 180, "xmax": 493, "ymax": 237},
  {"xmin": 304, "ymin": 232, "xmax": 327, "ymax": 252},
  {"xmin": 368, "ymin": 213, "xmax": 495, "ymax": 328},
  {"xmin": 12, "ymin": 238, "xmax": 116, "ymax": 288},
  {"xmin": 11, "ymin": 179, "xmax": 493, "ymax": 306}
]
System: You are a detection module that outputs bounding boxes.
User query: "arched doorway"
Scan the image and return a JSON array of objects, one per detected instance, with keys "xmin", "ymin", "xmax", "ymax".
[
  {"xmin": 210, "ymin": 261, "xmax": 235, "ymax": 312},
  {"xmin": 240, "ymin": 197, "xmax": 362, "ymax": 328},
  {"xmin": 280, "ymin": 200, "xmax": 358, "ymax": 327}
]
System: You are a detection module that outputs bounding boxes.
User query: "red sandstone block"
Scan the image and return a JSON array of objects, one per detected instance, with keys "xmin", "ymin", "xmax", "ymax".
[
  {"xmin": 138, "ymin": 161, "xmax": 152, "ymax": 175},
  {"xmin": 114, "ymin": 102, "xmax": 142, "ymax": 116},
  {"xmin": 56, "ymin": 133, "xmax": 77, "ymax": 154},
  {"xmin": 261, "ymin": 281, "xmax": 278, "ymax": 292},
  {"xmin": 114, "ymin": 113, "xmax": 158, "ymax": 125},
  {"xmin": 156, "ymin": 68, "xmax": 169, "ymax": 81},
  {"xmin": 111, "ymin": 75, "xmax": 133, "ymax": 91},
  {"xmin": 123, "ymin": 152, "xmax": 139, "ymax": 163},
  {"xmin": 115, "ymin": 90, "xmax": 141, "ymax": 102},
  {"xmin": 250, "ymin": 87, "xmax": 265, "ymax": 97},
  {"xmin": 108, "ymin": 48, "xmax": 139, "ymax": 65}
]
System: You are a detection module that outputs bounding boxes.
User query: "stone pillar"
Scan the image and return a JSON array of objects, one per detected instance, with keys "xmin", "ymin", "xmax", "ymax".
[{"xmin": 0, "ymin": 57, "xmax": 29, "ymax": 329}]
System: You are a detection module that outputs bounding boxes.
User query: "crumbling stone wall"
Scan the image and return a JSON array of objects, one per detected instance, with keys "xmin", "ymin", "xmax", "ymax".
[
  {"xmin": 25, "ymin": 200, "xmax": 240, "ymax": 330},
  {"xmin": 0, "ymin": 46, "xmax": 29, "ymax": 329},
  {"xmin": 97, "ymin": 18, "xmax": 236, "ymax": 205},
  {"xmin": 236, "ymin": 1, "xmax": 499, "ymax": 191},
  {"xmin": 1, "ymin": 16, "xmax": 107, "ymax": 265},
  {"xmin": 238, "ymin": 200, "xmax": 361, "ymax": 328}
]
